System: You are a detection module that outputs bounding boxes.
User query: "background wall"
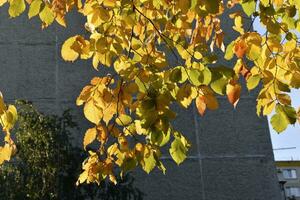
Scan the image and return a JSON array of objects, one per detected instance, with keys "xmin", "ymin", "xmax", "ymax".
[{"xmin": 0, "ymin": 5, "xmax": 282, "ymax": 200}]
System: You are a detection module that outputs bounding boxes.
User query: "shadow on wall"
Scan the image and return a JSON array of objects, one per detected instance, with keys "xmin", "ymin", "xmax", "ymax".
[{"xmin": 0, "ymin": 100, "xmax": 144, "ymax": 200}]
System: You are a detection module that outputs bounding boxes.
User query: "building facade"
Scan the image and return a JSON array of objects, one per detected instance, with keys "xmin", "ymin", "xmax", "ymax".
[
  {"xmin": 0, "ymin": 4, "xmax": 282, "ymax": 200},
  {"xmin": 277, "ymin": 161, "xmax": 300, "ymax": 200}
]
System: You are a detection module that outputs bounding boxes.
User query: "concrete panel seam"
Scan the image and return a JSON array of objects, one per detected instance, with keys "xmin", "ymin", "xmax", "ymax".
[
  {"xmin": 160, "ymin": 154, "xmax": 267, "ymax": 160},
  {"xmin": 0, "ymin": 41, "xmax": 55, "ymax": 46},
  {"xmin": 192, "ymin": 104, "xmax": 207, "ymax": 200}
]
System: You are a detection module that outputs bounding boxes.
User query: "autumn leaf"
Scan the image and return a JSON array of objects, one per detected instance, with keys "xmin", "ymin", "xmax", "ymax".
[
  {"xmin": 28, "ymin": 0, "xmax": 42, "ymax": 19},
  {"xmin": 196, "ymin": 96, "xmax": 206, "ymax": 116},
  {"xmin": 2, "ymin": 0, "xmax": 300, "ymax": 186},
  {"xmin": 0, "ymin": 144, "xmax": 13, "ymax": 165},
  {"xmin": 83, "ymin": 127, "xmax": 97, "ymax": 150},
  {"xmin": 271, "ymin": 104, "xmax": 297, "ymax": 133},
  {"xmin": 8, "ymin": 0, "xmax": 26, "ymax": 18},
  {"xmin": 84, "ymin": 100, "xmax": 103, "ymax": 125},
  {"xmin": 0, "ymin": 92, "xmax": 6, "ymax": 114},
  {"xmin": 169, "ymin": 132, "xmax": 190, "ymax": 165},
  {"xmin": 226, "ymin": 81, "xmax": 241, "ymax": 108},
  {"xmin": 61, "ymin": 36, "xmax": 80, "ymax": 62},
  {"xmin": 234, "ymin": 39, "xmax": 248, "ymax": 58},
  {"xmin": 0, "ymin": 0, "xmax": 7, "ymax": 7}
]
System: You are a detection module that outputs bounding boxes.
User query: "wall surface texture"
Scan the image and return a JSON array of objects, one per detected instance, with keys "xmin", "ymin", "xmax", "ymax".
[{"xmin": 0, "ymin": 5, "xmax": 282, "ymax": 200}]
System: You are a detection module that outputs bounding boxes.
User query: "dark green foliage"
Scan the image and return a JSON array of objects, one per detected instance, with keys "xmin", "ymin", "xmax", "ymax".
[{"xmin": 0, "ymin": 100, "xmax": 144, "ymax": 200}]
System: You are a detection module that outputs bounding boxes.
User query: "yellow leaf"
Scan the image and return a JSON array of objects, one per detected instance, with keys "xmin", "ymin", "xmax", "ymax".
[
  {"xmin": 0, "ymin": 0, "xmax": 7, "ymax": 7},
  {"xmin": 8, "ymin": 0, "xmax": 26, "ymax": 18},
  {"xmin": 274, "ymin": 0, "xmax": 284, "ymax": 7},
  {"xmin": 0, "ymin": 105, "xmax": 18, "ymax": 131},
  {"xmin": 194, "ymin": 51, "xmax": 202, "ymax": 59},
  {"xmin": 176, "ymin": 85, "xmax": 197, "ymax": 108},
  {"xmin": 266, "ymin": 37, "xmax": 282, "ymax": 53},
  {"xmin": 77, "ymin": 171, "xmax": 88, "ymax": 185},
  {"xmin": 96, "ymin": 125, "xmax": 108, "ymax": 143},
  {"xmin": 109, "ymin": 174, "xmax": 117, "ymax": 184},
  {"xmin": 28, "ymin": 0, "xmax": 42, "ymax": 19},
  {"xmin": 76, "ymin": 86, "xmax": 93, "ymax": 106},
  {"xmin": 55, "ymin": 14, "xmax": 66, "ymax": 27},
  {"xmin": 263, "ymin": 101, "xmax": 276, "ymax": 115},
  {"xmin": 103, "ymin": 0, "xmax": 116, "ymax": 7},
  {"xmin": 0, "ymin": 92, "xmax": 6, "ymax": 115},
  {"xmin": 83, "ymin": 127, "xmax": 97, "ymax": 150},
  {"xmin": 0, "ymin": 144, "xmax": 13, "ymax": 164},
  {"xmin": 84, "ymin": 100, "xmax": 103, "ymax": 124},
  {"xmin": 61, "ymin": 36, "xmax": 80, "ymax": 62},
  {"xmin": 116, "ymin": 114, "xmax": 132, "ymax": 126},
  {"xmin": 102, "ymin": 102, "xmax": 116, "ymax": 124},
  {"xmin": 39, "ymin": 5, "xmax": 55, "ymax": 27}
]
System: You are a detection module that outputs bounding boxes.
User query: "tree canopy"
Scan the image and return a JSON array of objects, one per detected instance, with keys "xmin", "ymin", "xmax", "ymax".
[{"xmin": 0, "ymin": 0, "xmax": 300, "ymax": 185}]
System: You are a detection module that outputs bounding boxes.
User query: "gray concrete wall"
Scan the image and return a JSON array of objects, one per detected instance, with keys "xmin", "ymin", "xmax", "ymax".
[{"xmin": 0, "ymin": 5, "xmax": 282, "ymax": 200}]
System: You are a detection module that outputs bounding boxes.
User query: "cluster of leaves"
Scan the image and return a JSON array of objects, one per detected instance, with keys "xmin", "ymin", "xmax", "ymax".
[
  {"xmin": 0, "ymin": 101, "xmax": 143, "ymax": 200},
  {"xmin": 1, "ymin": 0, "xmax": 300, "ymax": 185},
  {"xmin": 0, "ymin": 92, "xmax": 17, "ymax": 165}
]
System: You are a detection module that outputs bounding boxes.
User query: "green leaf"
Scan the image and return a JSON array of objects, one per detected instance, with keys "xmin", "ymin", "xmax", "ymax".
[
  {"xmin": 271, "ymin": 104, "xmax": 297, "ymax": 133},
  {"xmin": 247, "ymin": 75, "xmax": 260, "ymax": 90},
  {"xmin": 241, "ymin": 0, "xmax": 256, "ymax": 16},
  {"xmin": 150, "ymin": 129, "xmax": 170, "ymax": 147},
  {"xmin": 142, "ymin": 148, "xmax": 156, "ymax": 173},
  {"xmin": 28, "ymin": 0, "xmax": 42, "ymax": 19},
  {"xmin": 169, "ymin": 138, "xmax": 187, "ymax": 165},
  {"xmin": 290, "ymin": 0, "xmax": 300, "ymax": 9},
  {"xmin": 116, "ymin": 114, "xmax": 132, "ymax": 126},
  {"xmin": 260, "ymin": 0, "xmax": 269, "ymax": 6},
  {"xmin": 169, "ymin": 132, "xmax": 190, "ymax": 165},
  {"xmin": 169, "ymin": 66, "xmax": 188, "ymax": 83},
  {"xmin": 210, "ymin": 77, "xmax": 228, "ymax": 95},
  {"xmin": 210, "ymin": 67, "xmax": 234, "ymax": 95},
  {"xmin": 224, "ymin": 41, "xmax": 235, "ymax": 60},
  {"xmin": 188, "ymin": 69, "xmax": 201, "ymax": 86},
  {"xmin": 271, "ymin": 113, "xmax": 286, "ymax": 133},
  {"xmin": 135, "ymin": 78, "xmax": 148, "ymax": 93},
  {"xmin": 121, "ymin": 157, "xmax": 137, "ymax": 174},
  {"xmin": 191, "ymin": 0, "xmax": 198, "ymax": 9},
  {"xmin": 8, "ymin": 0, "xmax": 26, "ymax": 18},
  {"xmin": 199, "ymin": 67, "xmax": 212, "ymax": 85},
  {"xmin": 266, "ymin": 21, "xmax": 281, "ymax": 34},
  {"xmin": 170, "ymin": 67, "xmax": 182, "ymax": 83}
]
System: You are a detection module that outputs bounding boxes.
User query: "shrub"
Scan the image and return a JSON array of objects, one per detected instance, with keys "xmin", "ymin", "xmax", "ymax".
[{"xmin": 0, "ymin": 101, "xmax": 143, "ymax": 200}]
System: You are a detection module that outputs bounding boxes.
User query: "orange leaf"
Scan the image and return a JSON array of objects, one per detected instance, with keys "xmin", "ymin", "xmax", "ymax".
[
  {"xmin": 97, "ymin": 125, "xmax": 108, "ymax": 143},
  {"xmin": 196, "ymin": 96, "xmax": 206, "ymax": 116},
  {"xmin": 226, "ymin": 81, "xmax": 241, "ymax": 108},
  {"xmin": 234, "ymin": 39, "xmax": 247, "ymax": 58},
  {"xmin": 204, "ymin": 94, "xmax": 219, "ymax": 110}
]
